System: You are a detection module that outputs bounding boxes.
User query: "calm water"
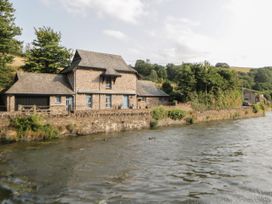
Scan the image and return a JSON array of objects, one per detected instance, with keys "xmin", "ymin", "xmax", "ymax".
[{"xmin": 1, "ymin": 114, "xmax": 272, "ymax": 204}]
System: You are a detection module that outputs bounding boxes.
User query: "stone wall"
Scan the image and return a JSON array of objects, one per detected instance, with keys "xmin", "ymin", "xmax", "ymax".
[
  {"xmin": 0, "ymin": 109, "xmax": 151, "ymax": 137},
  {"xmin": 47, "ymin": 109, "xmax": 151, "ymax": 135},
  {"xmin": 157, "ymin": 107, "xmax": 265, "ymax": 127},
  {"xmin": 0, "ymin": 107, "xmax": 265, "ymax": 141}
]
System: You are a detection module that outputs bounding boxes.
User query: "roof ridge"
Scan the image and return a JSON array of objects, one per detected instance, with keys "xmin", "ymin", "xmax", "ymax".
[{"xmin": 76, "ymin": 49, "xmax": 122, "ymax": 58}]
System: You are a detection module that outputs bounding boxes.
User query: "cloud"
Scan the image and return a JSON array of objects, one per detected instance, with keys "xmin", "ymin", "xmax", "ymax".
[
  {"xmin": 142, "ymin": 16, "xmax": 214, "ymax": 64},
  {"xmin": 103, "ymin": 29, "xmax": 127, "ymax": 40},
  {"xmin": 43, "ymin": 0, "xmax": 145, "ymax": 23}
]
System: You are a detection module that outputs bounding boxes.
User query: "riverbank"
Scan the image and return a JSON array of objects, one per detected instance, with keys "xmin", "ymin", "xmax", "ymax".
[{"xmin": 0, "ymin": 107, "xmax": 265, "ymax": 142}]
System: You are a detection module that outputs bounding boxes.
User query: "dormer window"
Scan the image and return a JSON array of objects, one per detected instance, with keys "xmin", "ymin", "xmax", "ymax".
[{"xmin": 105, "ymin": 77, "xmax": 112, "ymax": 89}]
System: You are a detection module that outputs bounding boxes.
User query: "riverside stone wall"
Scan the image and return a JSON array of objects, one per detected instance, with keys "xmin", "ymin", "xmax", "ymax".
[
  {"xmin": 157, "ymin": 107, "xmax": 265, "ymax": 127},
  {"xmin": 0, "ymin": 109, "xmax": 151, "ymax": 137},
  {"xmin": 0, "ymin": 107, "xmax": 265, "ymax": 141}
]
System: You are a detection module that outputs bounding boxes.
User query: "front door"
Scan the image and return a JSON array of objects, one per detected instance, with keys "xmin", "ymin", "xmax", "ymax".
[
  {"xmin": 122, "ymin": 95, "xmax": 129, "ymax": 109},
  {"xmin": 66, "ymin": 96, "xmax": 73, "ymax": 112}
]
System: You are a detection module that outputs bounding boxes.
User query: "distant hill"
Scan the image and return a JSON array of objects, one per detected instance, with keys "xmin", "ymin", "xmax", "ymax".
[{"xmin": 230, "ymin": 66, "xmax": 252, "ymax": 73}]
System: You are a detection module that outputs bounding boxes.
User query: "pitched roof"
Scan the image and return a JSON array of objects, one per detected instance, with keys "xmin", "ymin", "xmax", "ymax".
[
  {"xmin": 62, "ymin": 49, "xmax": 137, "ymax": 74},
  {"xmin": 5, "ymin": 72, "xmax": 74, "ymax": 95},
  {"xmin": 137, "ymin": 80, "xmax": 169, "ymax": 97}
]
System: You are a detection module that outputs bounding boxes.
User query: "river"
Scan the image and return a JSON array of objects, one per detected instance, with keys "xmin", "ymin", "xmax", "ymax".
[{"xmin": 1, "ymin": 113, "xmax": 272, "ymax": 203}]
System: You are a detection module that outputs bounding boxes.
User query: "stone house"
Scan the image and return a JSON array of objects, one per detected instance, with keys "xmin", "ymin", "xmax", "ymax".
[
  {"xmin": 4, "ymin": 50, "xmax": 169, "ymax": 112},
  {"xmin": 137, "ymin": 80, "xmax": 169, "ymax": 109}
]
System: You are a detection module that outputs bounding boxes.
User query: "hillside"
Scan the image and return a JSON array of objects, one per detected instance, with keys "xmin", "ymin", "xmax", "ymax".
[{"xmin": 230, "ymin": 66, "xmax": 252, "ymax": 73}]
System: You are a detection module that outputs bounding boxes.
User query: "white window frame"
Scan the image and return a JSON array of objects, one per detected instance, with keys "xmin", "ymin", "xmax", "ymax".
[
  {"xmin": 55, "ymin": 96, "xmax": 62, "ymax": 104},
  {"xmin": 105, "ymin": 95, "xmax": 112, "ymax": 108}
]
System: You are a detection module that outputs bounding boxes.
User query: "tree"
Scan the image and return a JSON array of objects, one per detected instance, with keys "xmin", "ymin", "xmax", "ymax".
[
  {"xmin": 134, "ymin": 59, "xmax": 153, "ymax": 77},
  {"xmin": 24, "ymin": 27, "xmax": 72, "ymax": 73},
  {"xmin": 149, "ymin": 70, "xmax": 158, "ymax": 82},
  {"xmin": 0, "ymin": 0, "xmax": 22, "ymax": 89},
  {"xmin": 215, "ymin": 62, "xmax": 230, "ymax": 68},
  {"xmin": 162, "ymin": 81, "xmax": 173, "ymax": 94},
  {"xmin": 166, "ymin": 63, "xmax": 178, "ymax": 81}
]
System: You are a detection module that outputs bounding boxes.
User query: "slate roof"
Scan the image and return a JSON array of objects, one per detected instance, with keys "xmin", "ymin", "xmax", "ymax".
[
  {"xmin": 137, "ymin": 80, "xmax": 169, "ymax": 97},
  {"xmin": 5, "ymin": 72, "xmax": 74, "ymax": 95},
  {"xmin": 62, "ymin": 49, "xmax": 137, "ymax": 74}
]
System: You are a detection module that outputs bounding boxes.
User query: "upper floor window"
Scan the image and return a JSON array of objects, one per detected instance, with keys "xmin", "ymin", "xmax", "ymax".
[
  {"xmin": 86, "ymin": 95, "xmax": 92, "ymax": 108},
  {"xmin": 105, "ymin": 77, "xmax": 112, "ymax": 89},
  {"xmin": 56, "ymin": 96, "xmax": 61, "ymax": 104},
  {"xmin": 105, "ymin": 95, "xmax": 112, "ymax": 108}
]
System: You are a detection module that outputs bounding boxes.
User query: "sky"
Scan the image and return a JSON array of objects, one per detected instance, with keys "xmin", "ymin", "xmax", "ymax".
[{"xmin": 11, "ymin": 0, "xmax": 272, "ymax": 67}]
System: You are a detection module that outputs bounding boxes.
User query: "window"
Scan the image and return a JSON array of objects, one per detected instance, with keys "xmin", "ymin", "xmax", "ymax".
[
  {"xmin": 56, "ymin": 96, "xmax": 61, "ymax": 104},
  {"xmin": 86, "ymin": 95, "xmax": 92, "ymax": 108},
  {"xmin": 105, "ymin": 95, "xmax": 112, "ymax": 108},
  {"xmin": 105, "ymin": 77, "xmax": 112, "ymax": 89}
]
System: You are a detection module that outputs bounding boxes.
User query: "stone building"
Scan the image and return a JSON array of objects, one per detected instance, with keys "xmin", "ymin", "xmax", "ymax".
[{"xmin": 4, "ymin": 49, "xmax": 169, "ymax": 112}]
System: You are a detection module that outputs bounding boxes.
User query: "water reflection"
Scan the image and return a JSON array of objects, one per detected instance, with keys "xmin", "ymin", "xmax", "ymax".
[{"xmin": 1, "ymin": 113, "xmax": 272, "ymax": 203}]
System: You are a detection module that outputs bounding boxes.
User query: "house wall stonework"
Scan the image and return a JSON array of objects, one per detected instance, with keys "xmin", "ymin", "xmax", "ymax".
[
  {"xmin": 49, "ymin": 96, "xmax": 67, "ymax": 114},
  {"xmin": 74, "ymin": 68, "xmax": 138, "ymax": 110}
]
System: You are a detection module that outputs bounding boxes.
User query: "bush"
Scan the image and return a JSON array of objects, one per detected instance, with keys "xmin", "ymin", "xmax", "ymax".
[
  {"xmin": 151, "ymin": 106, "xmax": 168, "ymax": 120},
  {"xmin": 168, "ymin": 109, "xmax": 186, "ymax": 120},
  {"xmin": 150, "ymin": 119, "xmax": 158, "ymax": 129},
  {"xmin": 252, "ymin": 103, "xmax": 266, "ymax": 113},
  {"xmin": 10, "ymin": 114, "xmax": 59, "ymax": 141},
  {"xmin": 186, "ymin": 117, "xmax": 195, "ymax": 125}
]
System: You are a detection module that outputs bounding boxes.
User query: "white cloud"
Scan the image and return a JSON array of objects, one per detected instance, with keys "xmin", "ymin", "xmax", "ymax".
[
  {"xmin": 43, "ymin": 0, "xmax": 145, "ymax": 23},
  {"xmin": 103, "ymin": 29, "xmax": 127, "ymax": 40},
  {"xmin": 140, "ymin": 16, "xmax": 215, "ymax": 64}
]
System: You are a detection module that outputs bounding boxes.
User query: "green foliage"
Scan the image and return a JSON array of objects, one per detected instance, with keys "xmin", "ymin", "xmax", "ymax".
[
  {"xmin": 10, "ymin": 114, "xmax": 59, "ymax": 140},
  {"xmin": 149, "ymin": 70, "xmax": 158, "ymax": 82},
  {"xmin": 24, "ymin": 27, "xmax": 72, "ymax": 73},
  {"xmin": 185, "ymin": 117, "xmax": 195, "ymax": 125},
  {"xmin": 134, "ymin": 59, "xmax": 168, "ymax": 82},
  {"xmin": 0, "ymin": 0, "xmax": 22, "ymax": 90},
  {"xmin": 215, "ymin": 62, "xmax": 230, "ymax": 68},
  {"xmin": 239, "ymin": 67, "xmax": 272, "ymax": 100},
  {"xmin": 252, "ymin": 104, "xmax": 260, "ymax": 113},
  {"xmin": 162, "ymin": 81, "xmax": 173, "ymax": 94},
  {"xmin": 151, "ymin": 106, "xmax": 168, "ymax": 120},
  {"xmin": 168, "ymin": 109, "xmax": 186, "ymax": 120},
  {"xmin": 150, "ymin": 119, "xmax": 158, "ymax": 129}
]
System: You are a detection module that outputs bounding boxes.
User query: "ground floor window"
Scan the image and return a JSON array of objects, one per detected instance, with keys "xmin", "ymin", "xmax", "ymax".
[
  {"xmin": 86, "ymin": 94, "xmax": 92, "ymax": 108},
  {"xmin": 55, "ymin": 96, "xmax": 61, "ymax": 104},
  {"xmin": 105, "ymin": 95, "xmax": 112, "ymax": 108}
]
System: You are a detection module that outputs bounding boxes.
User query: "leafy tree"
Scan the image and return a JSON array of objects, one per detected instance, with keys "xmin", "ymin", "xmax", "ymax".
[
  {"xmin": 0, "ymin": 0, "xmax": 22, "ymax": 89},
  {"xmin": 149, "ymin": 70, "xmax": 158, "ymax": 82},
  {"xmin": 215, "ymin": 62, "xmax": 230, "ymax": 68},
  {"xmin": 154, "ymin": 64, "xmax": 167, "ymax": 81},
  {"xmin": 134, "ymin": 59, "xmax": 153, "ymax": 77},
  {"xmin": 166, "ymin": 63, "xmax": 178, "ymax": 81},
  {"xmin": 24, "ymin": 27, "xmax": 72, "ymax": 73},
  {"xmin": 162, "ymin": 81, "xmax": 173, "ymax": 94}
]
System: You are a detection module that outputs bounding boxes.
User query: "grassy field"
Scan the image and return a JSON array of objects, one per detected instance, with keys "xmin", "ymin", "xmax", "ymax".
[{"xmin": 230, "ymin": 66, "xmax": 252, "ymax": 73}]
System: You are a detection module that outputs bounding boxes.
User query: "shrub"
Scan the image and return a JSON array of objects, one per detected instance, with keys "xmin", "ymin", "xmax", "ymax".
[
  {"xmin": 150, "ymin": 119, "xmax": 158, "ymax": 129},
  {"xmin": 10, "ymin": 114, "xmax": 59, "ymax": 141},
  {"xmin": 186, "ymin": 117, "xmax": 195, "ymax": 125},
  {"xmin": 168, "ymin": 109, "xmax": 186, "ymax": 120},
  {"xmin": 151, "ymin": 106, "xmax": 168, "ymax": 120}
]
